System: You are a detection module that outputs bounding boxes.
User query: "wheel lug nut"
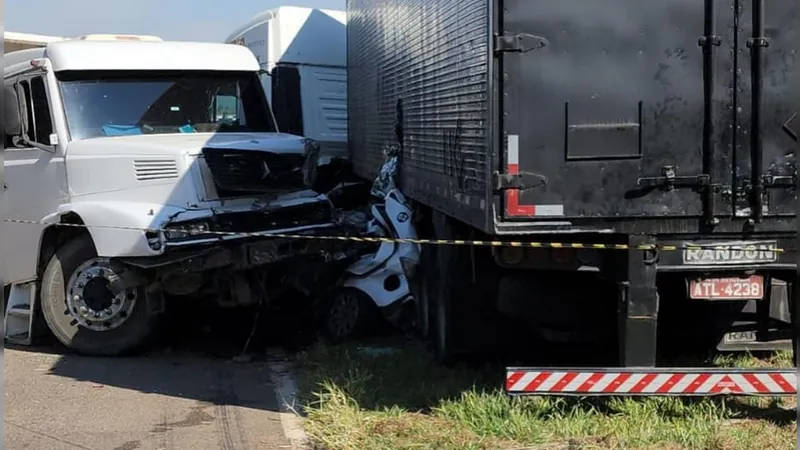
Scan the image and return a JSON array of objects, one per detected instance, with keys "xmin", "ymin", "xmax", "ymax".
[{"xmin": 73, "ymin": 295, "xmax": 81, "ymax": 302}]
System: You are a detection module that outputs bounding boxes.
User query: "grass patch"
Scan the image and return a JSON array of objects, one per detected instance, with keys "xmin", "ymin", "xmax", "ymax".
[{"xmin": 296, "ymin": 340, "xmax": 796, "ymax": 450}]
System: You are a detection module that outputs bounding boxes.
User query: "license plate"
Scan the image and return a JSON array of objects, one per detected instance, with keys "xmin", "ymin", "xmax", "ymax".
[
  {"xmin": 689, "ymin": 275, "xmax": 764, "ymax": 300},
  {"xmin": 723, "ymin": 331, "xmax": 757, "ymax": 344}
]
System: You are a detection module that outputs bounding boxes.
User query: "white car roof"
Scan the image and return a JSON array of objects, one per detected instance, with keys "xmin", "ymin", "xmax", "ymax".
[{"xmin": 15, "ymin": 40, "xmax": 261, "ymax": 72}]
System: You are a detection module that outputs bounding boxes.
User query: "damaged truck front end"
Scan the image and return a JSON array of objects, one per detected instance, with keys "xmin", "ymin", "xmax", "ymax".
[{"xmin": 122, "ymin": 138, "xmax": 362, "ymax": 306}]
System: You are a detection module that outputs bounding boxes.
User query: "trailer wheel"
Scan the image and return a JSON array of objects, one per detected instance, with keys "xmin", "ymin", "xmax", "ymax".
[
  {"xmin": 411, "ymin": 242, "xmax": 439, "ymax": 342},
  {"xmin": 40, "ymin": 234, "xmax": 158, "ymax": 356},
  {"xmin": 412, "ymin": 210, "xmax": 437, "ymax": 341},
  {"xmin": 425, "ymin": 211, "xmax": 501, "ymax": 364},
  {"xmin": 428, "ymin": 211, "xmax": 469, "ymax": 364}
]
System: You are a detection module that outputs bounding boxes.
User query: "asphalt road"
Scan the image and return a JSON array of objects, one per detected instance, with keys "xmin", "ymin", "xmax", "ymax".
[{"xmin": 4, "ymin": 346, "xmax": 295, "ymax": 450}]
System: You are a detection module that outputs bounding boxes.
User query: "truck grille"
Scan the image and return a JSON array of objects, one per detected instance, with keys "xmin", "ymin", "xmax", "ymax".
[{"xmin": 202, "ymin": 149, "xmax": 305, "ymax": 196}]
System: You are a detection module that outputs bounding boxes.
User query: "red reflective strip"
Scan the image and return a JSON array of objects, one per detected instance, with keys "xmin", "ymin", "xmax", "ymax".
[
  {"xmin": 742, "ymin": 374, "xmax": 769, "ymax": 394},
  {"xmin": 684, "ymin": 373, "xmax": 711, "ymax": 394},
  {"xmin": 523, "ymin": 372, "xmax": 555, "ymax": 392},
  {"xmin": 505, "ymin": 163, "xmax": 536, "ymax": 216},
  {"xmin": 710, "ymin": 375, "xmax": 743, "ymax": 394},
  {"xmin": 602, "ymin": 373, "xmax": 632, "ymax": 393},
  {"xmin": 630, "ymin": 373, "xmax": 657, "ymax": 394},
  {"xmin": 656, "ymin": 373, "xmax": 686, "ymax": 394},
  {"xmin": 576, "ymin": 373, "xmax": 606, "ymax": 392},
  {"xmin": 550, "ymin": 372, "xmax": 578, "ymax": 392},
  {"xmin": 768, "ymin": 373, "xmax": 795, "ymax": 393},
  {"xmin": 505, "ymin": 371, "xmax": 524, "ymax": 391}
]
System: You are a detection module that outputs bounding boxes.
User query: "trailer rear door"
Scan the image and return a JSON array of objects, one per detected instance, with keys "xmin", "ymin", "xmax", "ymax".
[
  {"xmin": 735, "ymin": 0, "xmax": 797, "ymax": 219},
  {"xmin": 498, "ymin": 0, "xmax": 796, "ymax": 226}
]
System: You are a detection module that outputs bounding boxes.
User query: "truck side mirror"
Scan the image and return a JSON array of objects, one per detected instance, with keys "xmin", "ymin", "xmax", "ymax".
[{"xmin": 4, "ymin": 86, "xmax": 22, "ymax": 137}]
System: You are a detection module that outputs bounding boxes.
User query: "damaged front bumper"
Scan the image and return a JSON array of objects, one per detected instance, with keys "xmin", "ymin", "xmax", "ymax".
[
  {"xmin": 160, "ymin": 190, "xmax": 336, "ymax": 247},
  {"xmin": 119, "ymin": 190, "xmax": 363, "ymax": 275}
]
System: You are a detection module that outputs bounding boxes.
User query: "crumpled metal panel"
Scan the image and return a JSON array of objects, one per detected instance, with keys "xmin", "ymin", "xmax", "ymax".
[{"xmin": 347, "ymin": 0, "xmax": 492, "ymax": 231}]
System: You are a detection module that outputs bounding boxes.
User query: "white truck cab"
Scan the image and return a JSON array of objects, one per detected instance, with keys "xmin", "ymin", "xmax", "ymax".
[{"xmin": 3, "ymin": 36, "xmax": 338, "ymax": 355}]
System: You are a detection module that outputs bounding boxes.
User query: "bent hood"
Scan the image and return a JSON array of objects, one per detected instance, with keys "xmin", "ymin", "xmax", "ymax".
[{"xmin": 65, "ymin": 132, "xmax": 316, "ymax": 204}]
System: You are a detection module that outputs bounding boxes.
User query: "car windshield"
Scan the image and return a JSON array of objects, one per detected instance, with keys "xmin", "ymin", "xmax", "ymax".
[{"xmin": 57, "ymin": 70, "xmax": 277, "ymax": 141}]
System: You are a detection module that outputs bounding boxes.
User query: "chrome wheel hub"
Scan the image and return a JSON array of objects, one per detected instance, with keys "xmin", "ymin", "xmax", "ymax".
[{"xmin": 66, "ymin": 258, "xmax": 137, "ymax": 332}]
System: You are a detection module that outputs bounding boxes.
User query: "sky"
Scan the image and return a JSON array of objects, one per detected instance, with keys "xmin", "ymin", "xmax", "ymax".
[{"xmin": 5, "ymin": 0, "xmax": 345, "ymax": 42}]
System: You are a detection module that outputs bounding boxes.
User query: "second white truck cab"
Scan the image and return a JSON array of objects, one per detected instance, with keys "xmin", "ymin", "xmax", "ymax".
[
  {"xmin": 3, "ymin": 36, "xmax": 343, "ymax": 355},
  {"xmin": 225, "ymin": 6, "xmax": 348, "ymax": 164}
]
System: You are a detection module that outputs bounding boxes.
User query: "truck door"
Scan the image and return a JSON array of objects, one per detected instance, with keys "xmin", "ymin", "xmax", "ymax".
[
  {"xmin": 734, "ymin": 0, "xmax": 797, "ymax": 221},
  {"xmin": 498, "ymin": 0, "xmax": 795, "ymax": 226},
  {"xmin": 4, "ymin": 73, "xmax": 67, "ymax": 283}
]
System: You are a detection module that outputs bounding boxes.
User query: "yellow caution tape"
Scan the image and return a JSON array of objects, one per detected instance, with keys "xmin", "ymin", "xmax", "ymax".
[{"xmin": 2, "ymin": 218, "xmax": 793, "ymax": 253}]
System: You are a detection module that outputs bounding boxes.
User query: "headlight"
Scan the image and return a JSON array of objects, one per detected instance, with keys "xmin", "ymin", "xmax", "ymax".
[{"xmin": 164, "ymin": 221, "xmax": 213, "ymax": 240}]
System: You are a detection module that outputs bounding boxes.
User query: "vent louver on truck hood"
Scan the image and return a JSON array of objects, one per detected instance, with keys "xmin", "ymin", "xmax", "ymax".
[
  {"xmin": 202, "ymin": 148, "xmax": 307, "ymax": 196},
  {"xmin": 133, "ymin": 159, "xmax": 179, "ymax": 181}
]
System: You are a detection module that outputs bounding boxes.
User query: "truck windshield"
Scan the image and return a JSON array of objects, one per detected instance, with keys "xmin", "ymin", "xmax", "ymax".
[{"xmin": 57, "ymin": 70, "xmax": 277, "ymax": 140}]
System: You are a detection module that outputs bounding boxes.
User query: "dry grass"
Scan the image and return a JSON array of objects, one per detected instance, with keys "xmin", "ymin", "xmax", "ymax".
[{"xmin": 295, "ymin": 340, "xmax": 796, "ymax": 450}]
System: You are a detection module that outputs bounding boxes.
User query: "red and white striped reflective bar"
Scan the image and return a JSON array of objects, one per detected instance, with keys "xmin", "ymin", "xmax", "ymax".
[{"xmin": 505, "ymin": 368, "xmax": 797, "ymax": 396}]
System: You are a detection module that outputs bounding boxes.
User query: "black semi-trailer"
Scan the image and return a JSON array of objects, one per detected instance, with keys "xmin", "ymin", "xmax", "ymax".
[{"xmin": 345, "ymin": 0, "xmax": 798, "ymax": 371}]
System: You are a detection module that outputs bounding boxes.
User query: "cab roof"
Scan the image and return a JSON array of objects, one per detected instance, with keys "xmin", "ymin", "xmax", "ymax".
[{"xmin": 5, "ymin": 40, "xmax": 260, "ymax": 73}]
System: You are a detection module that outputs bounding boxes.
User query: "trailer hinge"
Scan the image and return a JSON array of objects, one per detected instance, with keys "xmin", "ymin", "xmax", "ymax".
[
  {"xmin": 494, "ymin": 33, "xmax": 548, "ymax": 55},
  {"xmin": 636, "ymin": 166, "xmax": 713, "ymax": 192},
  {"xmin": 492, "ymin": 171, "xmax": 547, "ymax": 192}
]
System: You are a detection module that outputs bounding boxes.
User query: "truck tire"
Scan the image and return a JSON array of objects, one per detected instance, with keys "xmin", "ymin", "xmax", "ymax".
[
  {"xmin": 414, "ymin": 245, "xmax": 435, "ymax": 341},
  {"xmin": 40, "ymin": 234, "xmax": 158, "ymax": 356},
  {"xmin": 425, "ymin": 210, "xmax": 502, "ymax": 364},
  {"xmin": 424, "ymin": 211, "xmax": 466, "ymax": 364}
]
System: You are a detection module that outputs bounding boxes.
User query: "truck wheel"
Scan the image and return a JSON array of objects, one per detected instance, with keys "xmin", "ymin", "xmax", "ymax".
[
  {"xmin": 428, "ymin": 211, "xmax": 469, "ymax": 364},
  {"xmin": 414, "ymin": 247, "xmax": 434, "ymax": 340},
  {"xmin": 427, "ymin": 211, "xmax": 501, "ymax": 365},
  {"xmin": 413, "ymin": 217, "xmax": 439, "ymax": 341},
  {"xmin": 40, "ymin": 234, "xmax": 158, "ymax": 356}
]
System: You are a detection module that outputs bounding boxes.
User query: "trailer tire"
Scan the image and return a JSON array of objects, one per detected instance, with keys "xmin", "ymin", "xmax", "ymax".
[
  {"xmin": 40, "ymin": 234, "xmax": 158, "ymax": 356},
  {"xmin": 426, "ymin": 212, "xmax": 472, "ymax": 364},
  {"xmin": 414, "ymin": 246, "xmax": 435, "ymax": 341}
]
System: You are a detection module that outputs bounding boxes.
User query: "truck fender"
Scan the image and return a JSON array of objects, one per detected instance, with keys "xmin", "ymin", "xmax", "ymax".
[{"xmin": 41, "ymin": 201, "xmax": 189, "ymax": 258}]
